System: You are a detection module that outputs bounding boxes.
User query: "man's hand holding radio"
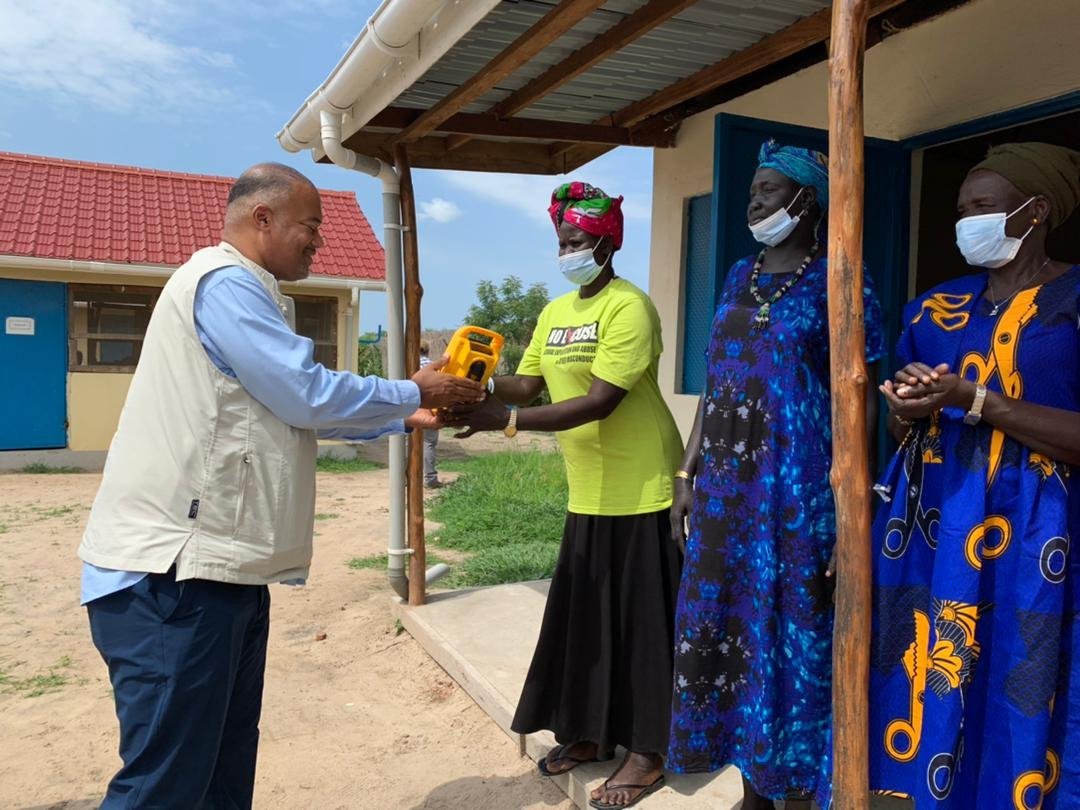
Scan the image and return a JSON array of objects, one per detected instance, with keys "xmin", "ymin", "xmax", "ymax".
[{"xmin": 411, "ymin": 356, "xmax": 485, "ymax": 408}]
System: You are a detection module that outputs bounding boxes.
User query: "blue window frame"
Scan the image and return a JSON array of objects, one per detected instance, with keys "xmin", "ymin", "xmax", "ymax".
[{"xmin": 680, "ymin": 193, "xmax": 714, "ymax": 394}]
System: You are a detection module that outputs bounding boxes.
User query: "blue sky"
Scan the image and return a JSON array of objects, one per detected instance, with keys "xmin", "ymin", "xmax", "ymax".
[{"xmin": 0, "ymin": 0, "xmax": 654, "ymax": 329}]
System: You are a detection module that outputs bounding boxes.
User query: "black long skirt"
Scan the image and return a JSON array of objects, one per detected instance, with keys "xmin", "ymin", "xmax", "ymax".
[{"xmin": 510, "ymin": 509, "xmax": 682, "ymax": 754}]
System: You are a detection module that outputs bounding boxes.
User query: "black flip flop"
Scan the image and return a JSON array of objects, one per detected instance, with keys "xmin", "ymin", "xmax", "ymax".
[
  {"xmin": 588, "ymin": 773, "xmax": 666, "ymax": 809},
  {"xmin": 538, "ymin": 744, "xmax": 612, "ymax": 777}
]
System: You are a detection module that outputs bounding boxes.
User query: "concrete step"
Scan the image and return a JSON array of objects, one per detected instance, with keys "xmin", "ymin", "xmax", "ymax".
[{"xmin": 392, "ymin": 581, "xmax": 743, "ymax": 809}]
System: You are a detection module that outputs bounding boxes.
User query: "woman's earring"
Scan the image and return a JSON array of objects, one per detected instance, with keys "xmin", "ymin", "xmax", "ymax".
[{"xmin": 1032, "ymin": 218, "xmax": 1040, "ymax": 225}]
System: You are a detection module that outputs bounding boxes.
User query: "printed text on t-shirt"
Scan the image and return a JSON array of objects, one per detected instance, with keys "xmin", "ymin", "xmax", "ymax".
[{"xmin": 546, "ymin": 322, "xmax": 599, "ymax": 347}]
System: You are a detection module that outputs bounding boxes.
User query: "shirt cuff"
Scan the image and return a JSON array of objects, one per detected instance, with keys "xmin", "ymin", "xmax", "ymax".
[{"xmin": 395, "ymin": 379, "xmax": 422, "ymax": 409}]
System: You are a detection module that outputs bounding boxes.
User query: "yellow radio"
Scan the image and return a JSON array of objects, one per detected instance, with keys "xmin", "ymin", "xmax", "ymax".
[{"xmin": 440, "ymin": 325, "xmax": 504, "ymax": 386}]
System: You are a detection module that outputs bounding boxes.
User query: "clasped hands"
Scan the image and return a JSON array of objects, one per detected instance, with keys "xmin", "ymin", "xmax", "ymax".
[
  {"xmin": 403, "ymin": 357, "xmax": 486, "ymax": 431},
  {"xmin": 440, "ymin": 395, "xmax": 510, "ymax": 439},
  {"xmin": 403, "ymin": 358, "xmax": 510, "ymax": 434},
  {"xmin": 879, "ymin": 361, "xmax": 978, "ymax": 421}
]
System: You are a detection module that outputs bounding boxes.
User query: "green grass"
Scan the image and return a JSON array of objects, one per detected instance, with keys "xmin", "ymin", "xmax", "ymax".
[
  {"xmin": 347, "ymin": 551, "xmax": 451, "ymax": 570},
  {"xmin": 428, "ymin": 450, "xmax": 566, "ymax": 588},
  {"xmin": 315, "ymin": 456, "xmax": 383, "ymax": 473},
  {"xmin": 436, "ymin": 457, "xmax": 475, "ymax": 473},
  {"xmin": 38, "ymin": 505, "xmax": 75, "ymax": 519},
  {"xmin": 0, "ymin": 656, "xmax": 74, "ymax": 697},
  {"xmin": 17, "ymin": 463, "xmax": 85, "ymax": 474},
  {"xmin": 314, "ymin": 512, "xmax": 339, "ymax": 521}
]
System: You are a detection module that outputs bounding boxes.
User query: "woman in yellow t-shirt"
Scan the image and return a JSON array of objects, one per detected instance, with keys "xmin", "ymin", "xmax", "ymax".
[{"xmin": 446, "ymin": 182, "xmax": 683, "ymax": 810}]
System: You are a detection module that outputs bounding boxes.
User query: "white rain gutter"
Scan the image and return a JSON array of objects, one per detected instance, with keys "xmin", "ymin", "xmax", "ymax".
[
  {"xmin": 278, "ymin": 0, "xmax": 499, "ymax": 599},
  {"xmin": 0, "ymin": 255, "xmax": 385, "ymax": 292},
  {"xmin": 276, "ymin": 0, "xmax": 500, "ymax": 155}
]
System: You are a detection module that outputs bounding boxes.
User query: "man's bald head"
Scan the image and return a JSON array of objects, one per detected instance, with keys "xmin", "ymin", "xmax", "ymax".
[
  {"xmin": 225, "ymin": 163, "xmax": 314, "ymax": 223},
  {"xmin": 222, "ymin": 162, "xmax": 324, "ymax": 282}
]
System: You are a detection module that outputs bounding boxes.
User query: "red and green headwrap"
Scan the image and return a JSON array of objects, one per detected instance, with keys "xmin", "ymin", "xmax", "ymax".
[{"xmin": 548, "ymin": 181, "xmax": 624, "ymax": 250}]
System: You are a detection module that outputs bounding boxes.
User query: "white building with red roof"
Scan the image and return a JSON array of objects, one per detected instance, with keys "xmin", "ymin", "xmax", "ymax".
[{"xmin": 0, "ymin": 151, "xmax": 386, "ymax": 458}]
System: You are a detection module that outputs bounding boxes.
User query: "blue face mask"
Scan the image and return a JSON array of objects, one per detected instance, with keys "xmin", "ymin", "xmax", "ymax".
[{"xmin": 559, "ymin": 244, "xmax": 606, "ymax": 286}]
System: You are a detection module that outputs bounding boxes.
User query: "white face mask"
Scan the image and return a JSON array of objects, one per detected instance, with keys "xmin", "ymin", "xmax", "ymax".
[
  {"xmin": 559, "ymin": 244, "xmax": 606, "ymax": 286},
  {"xmin": 749, "ymin": 187, "xmax": 805, "ymax": 246},
  {"xmin": 955, "ymin": 197, "xmax": 1036, "ymax": 269}
]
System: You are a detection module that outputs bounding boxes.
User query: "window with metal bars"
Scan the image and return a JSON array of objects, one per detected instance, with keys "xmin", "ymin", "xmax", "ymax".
[{"xmin": 68, "ymin": 284, "xmax": 159, "ymax": 372}]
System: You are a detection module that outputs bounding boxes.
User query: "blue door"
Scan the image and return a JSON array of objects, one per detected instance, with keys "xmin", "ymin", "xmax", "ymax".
[
  {"xmin": 710, "ymin": 114, "xmax": 910, "ymax": 353},
  {"xmin": 0, "ymin": 279, "xmax": 68, "ymax": 449}
]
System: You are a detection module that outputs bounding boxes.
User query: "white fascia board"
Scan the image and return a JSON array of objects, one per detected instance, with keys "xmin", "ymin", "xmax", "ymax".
[{"xmin": 0, "ymin": 254, "xmax": 386, "ymax": 292}]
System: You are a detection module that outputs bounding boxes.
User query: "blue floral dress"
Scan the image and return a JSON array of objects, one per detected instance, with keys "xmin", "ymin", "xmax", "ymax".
[
  {"xmin": 667, "ymin": 254, "xmax": 884, "ymax": 806},
  {"xmin": 869, "ymin": 266, "xmax": 1080, "ymax": 808}
]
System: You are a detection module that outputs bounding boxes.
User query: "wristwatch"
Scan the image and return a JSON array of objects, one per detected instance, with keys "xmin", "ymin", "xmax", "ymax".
[
  {"xmin": 963, "ymin": 383, "xmax": 987, "ymax": 425},
  {"xmin": 504, "ymin": 406, "xmax": 518, "ymax": 438}
]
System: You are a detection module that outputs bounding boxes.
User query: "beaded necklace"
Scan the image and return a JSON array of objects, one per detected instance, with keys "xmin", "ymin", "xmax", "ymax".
[{"xmin": 749, "ymin": 241, "xmax": 820, "ymax": 330}]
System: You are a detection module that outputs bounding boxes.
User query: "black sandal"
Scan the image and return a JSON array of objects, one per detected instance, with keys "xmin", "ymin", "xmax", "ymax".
[
  {"xmin": 538, "ymin": 743, "xmax": 612, "ymax": 776},
  {"xmin": 588, "ymin": 773, "xmax": 666, "ymax": 808}
]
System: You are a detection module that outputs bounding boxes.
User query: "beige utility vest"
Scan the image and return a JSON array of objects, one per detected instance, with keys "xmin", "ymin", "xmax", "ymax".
[{"xmin": 79, "ymin": 242, "xmax": 317, "ymax": 584}]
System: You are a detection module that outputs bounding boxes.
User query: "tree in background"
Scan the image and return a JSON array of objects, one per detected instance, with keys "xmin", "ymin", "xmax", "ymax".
[
  {"xmin": 465, "ymin": 276, "xmax": 549, "ymax": 376},
  {"xmin": 356, "ymin": 332, "xmax": 385, "ymax": 378}
]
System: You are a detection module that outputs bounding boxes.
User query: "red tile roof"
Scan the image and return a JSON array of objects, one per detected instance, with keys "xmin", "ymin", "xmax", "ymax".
[{"xmin": 0, "ymin": 151, "xmax": 384, "ymax": 281}]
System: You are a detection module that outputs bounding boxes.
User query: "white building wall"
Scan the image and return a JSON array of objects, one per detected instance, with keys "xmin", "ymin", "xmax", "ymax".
[{"xmin": 650, "ymin": 0, "xmax": 1080, "ymax": 438}]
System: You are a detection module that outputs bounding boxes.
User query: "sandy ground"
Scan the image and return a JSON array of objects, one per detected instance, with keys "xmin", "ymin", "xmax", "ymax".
[{"xmin": 0, "ymin": 432, "xmax": 569, "ymax": 810}]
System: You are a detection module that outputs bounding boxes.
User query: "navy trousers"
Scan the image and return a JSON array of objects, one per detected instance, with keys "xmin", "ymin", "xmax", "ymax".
[{"xmin": 87, "ymin": 569, "xmax": 270, "ymax": 809}]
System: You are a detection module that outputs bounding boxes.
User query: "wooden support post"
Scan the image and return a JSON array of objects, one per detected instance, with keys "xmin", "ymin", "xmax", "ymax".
[
  {"xmin": 393, "ymin": 143, "xmax": 427, "ymax": 607},
  {"xmin": 827, "ymin": 0, "xmax": 871, "ymax": 807}
]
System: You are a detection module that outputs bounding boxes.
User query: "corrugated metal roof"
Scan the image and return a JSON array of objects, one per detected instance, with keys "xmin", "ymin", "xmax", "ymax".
[{"xmin": 394, "ymin": 0, "xmax": 830, "ymax": 126}]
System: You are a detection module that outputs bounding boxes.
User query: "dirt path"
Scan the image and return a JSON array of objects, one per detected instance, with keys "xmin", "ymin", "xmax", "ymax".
[{"xmin": 0, "ymin": 457, "xmax": 569, "ymax": 809}]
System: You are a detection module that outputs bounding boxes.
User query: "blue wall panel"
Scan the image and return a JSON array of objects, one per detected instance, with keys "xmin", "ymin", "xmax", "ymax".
[{"xmin": 0, "ymin": 279, "xmax": 68, "ymax": 450}]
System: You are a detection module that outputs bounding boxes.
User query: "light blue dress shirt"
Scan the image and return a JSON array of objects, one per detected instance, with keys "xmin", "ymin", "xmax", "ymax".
[{"xmin": 81, "ymin": 266, "xmax": 419, "ymax": 604}]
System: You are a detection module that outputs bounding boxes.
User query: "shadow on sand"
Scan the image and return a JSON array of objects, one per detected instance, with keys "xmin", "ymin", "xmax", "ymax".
[{"xmin": 410, "ymin": 773, "xmax": 569, "ymax": 810}]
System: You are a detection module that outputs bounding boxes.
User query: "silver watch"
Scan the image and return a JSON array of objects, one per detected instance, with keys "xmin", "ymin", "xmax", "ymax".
[{"xmin": 963, "ymin": 383, "xmax": 987, "ymax": 425}]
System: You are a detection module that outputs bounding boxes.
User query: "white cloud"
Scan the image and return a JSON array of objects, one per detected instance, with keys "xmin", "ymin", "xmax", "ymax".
[
  {"xmin": 417, "ymin": 197, "xmax": 463, "ymax": 224},
  {"xmin": 439, "ymin": 170, "xmax": 651, "ymax": 229},
  {"xmin": 0, "ymin": 0, "xmax": 241, "ymax": 115}
]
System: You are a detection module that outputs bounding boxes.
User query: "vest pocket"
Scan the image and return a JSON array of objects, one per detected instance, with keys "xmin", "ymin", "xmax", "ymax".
[
  {"xmin": 232, "ymin": 451, "xmax": 252, "ymax": 535},
  {"xmin": 234, "ymin": 447, "xmax": 283, "ymax": 561}
]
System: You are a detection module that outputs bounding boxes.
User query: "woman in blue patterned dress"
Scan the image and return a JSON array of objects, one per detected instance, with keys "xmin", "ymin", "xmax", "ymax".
[
  {"xmin": 666, "ymin": 140, "xmax": 884, "ymax": 809},
  {"xmin": 871, "ymin": 143, "xmax": 1080, "ymax": 808}
]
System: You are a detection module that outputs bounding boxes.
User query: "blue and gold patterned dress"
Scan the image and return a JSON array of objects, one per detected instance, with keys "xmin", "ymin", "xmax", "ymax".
[
  {"xmin": 667, "ymin": 254, "xmax": 884, "ymax": 806},
  {"xmin": 870, "ymin": 265, "xmax": 1080, "ymax": 808}
]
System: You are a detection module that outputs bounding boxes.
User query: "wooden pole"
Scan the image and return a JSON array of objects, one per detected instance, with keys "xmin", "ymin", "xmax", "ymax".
[
  {"xmin": 827, "ymin": 0, "xmax": 871, "ymax": 806},
  {"xmin": 393, "ymin": 143, "xmax": 427, "ymax": 607}
]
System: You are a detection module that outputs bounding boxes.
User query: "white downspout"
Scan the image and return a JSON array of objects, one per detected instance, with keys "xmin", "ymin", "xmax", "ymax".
[
  {"xmin": 347, "ymin": 287, "xmax": 359, "ymax": 374},
  {"xmin": 319, "ymin": 111, "xmax": 449, "ymax": 599}
]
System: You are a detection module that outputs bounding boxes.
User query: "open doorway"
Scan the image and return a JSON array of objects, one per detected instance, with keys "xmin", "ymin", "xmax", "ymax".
[{"xmin": 913, "ymin": 107, "xmax": 1080, "ymax": 296}]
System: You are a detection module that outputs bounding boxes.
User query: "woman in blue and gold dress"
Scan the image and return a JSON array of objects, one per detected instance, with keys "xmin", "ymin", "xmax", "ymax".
[{"xmin": 872, "ymin": 142, "xmax": 1080, "ymax": 808}]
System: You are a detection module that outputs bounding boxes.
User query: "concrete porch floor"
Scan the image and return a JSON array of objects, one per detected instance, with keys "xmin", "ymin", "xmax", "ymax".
[
  {"xmin": 393, "ymin": 580, "xmax": 743, "ymax": 809},
  {"xmin": 393, "ymin": 581, "xmax": 910, "ymax": 810}
]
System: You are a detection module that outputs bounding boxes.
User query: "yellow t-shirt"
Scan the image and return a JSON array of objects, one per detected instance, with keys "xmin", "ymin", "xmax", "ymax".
[{"xmin": 518, "ymin": 278, "xmax": 683, "ymax": 516}]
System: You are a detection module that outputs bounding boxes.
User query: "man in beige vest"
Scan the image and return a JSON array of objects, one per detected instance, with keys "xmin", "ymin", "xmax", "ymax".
[{"xmin": 78, "ymin": 163, "xmax": 481, "ymax": 809}]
